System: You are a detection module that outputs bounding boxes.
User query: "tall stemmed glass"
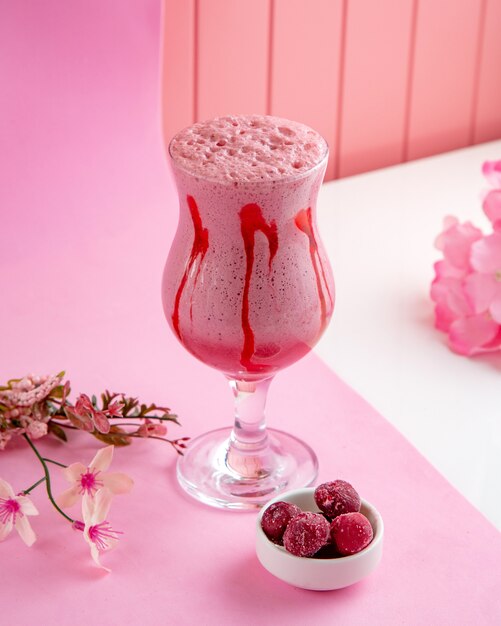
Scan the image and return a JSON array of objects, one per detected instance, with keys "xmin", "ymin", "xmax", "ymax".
[{"xmin": 162, "ymin": 116, "xmax": 334, "ymax": 509}]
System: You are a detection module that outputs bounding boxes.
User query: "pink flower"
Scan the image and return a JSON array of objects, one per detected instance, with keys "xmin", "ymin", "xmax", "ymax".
[
  {"xmin": 482, "ymin": 160, "xmax": 501, "ymax": 187},
  {"xmin": 105, "ymin": 400, "xmax": 124, "ymax": 418},
  {"xmin": 25, "ymin": 420, "xmax": 48, "ymax": 440},
  {"xmin": 66, "ymin": 394, "xmax": 110, "ymax": 434},
  {"xmin": 465, "ymin": 233, "xmax": 501, "ymax": 323},
  {"xmin": 0, "ymin": 374, "xmax": 62, "ymax": 408},
  {"xmin": 447, "ymin": 315, "xmax": 501, "ymax": 356},
  {"xmin": 137, "ymin": 418, "xmax": 167, "ymax": 438},
  {"xmin": 431, "ymin": 215, "xmax": 501, "ymax": 355},
  {"xmin": 483, "ymin": 190, "xmax": 501, "ymax": 231},
  {"xmin": 57, "ymin": 445, "xmax": 133, "ymax": 508},
  {"xmin": 77, "ymin": 488, "xmax": 122, "ymax": 572},
  {"xmin": 0, "ymin": 479, "xmax": 39, "ymax": 546},
  {"xmin": 434, "ymin": 216, "xmax": 483, "ymax": 272}
]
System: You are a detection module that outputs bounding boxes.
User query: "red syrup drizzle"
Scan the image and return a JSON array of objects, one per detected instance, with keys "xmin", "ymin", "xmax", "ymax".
[
  {"xmin": 294, "ymin": 207, "xmax": 333, "ymax": 335},
  {"xmin": 172, "ymin": 195, "xmax": 209, "ymax": 340},
  {"xmin": 239, "ymin": 204, "xmax": 278, "ymax": 370}
]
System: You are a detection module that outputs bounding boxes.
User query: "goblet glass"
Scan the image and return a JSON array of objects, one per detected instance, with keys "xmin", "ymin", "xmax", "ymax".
[{"xmin": 162, "ymin": 116, "xmax": 334, "ymax": 509}]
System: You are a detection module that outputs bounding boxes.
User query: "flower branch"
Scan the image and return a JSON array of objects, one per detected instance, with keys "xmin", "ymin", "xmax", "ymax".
[{"xmin": 0, "ymin": 371, "xmax": 187, "ymax": 571}]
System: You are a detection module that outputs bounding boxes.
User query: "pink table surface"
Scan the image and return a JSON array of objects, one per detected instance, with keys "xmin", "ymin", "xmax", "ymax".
[{"xmin": 1, "ymin": 3, "xmax": 501, "ymax": 624}]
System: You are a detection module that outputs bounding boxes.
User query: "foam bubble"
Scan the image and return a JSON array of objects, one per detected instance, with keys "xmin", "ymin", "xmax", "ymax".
[{"xmin": 169, "ymin": 115, "xmax": 327, "ymax": 184}]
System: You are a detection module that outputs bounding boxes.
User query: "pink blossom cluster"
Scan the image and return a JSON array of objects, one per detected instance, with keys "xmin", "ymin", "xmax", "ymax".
[
  {"xmin": 0, "ymin": 374, "xmax": 63, "ymax": 449},
  {"xmin": 0, "ymin": 446, "xmax": 132, "ymax": 571},
  {"xmin": 65, "ymin": 393, "xmax": 124, "ymax": 434},
  {"xmin": 431, "ymin": 160, "xmax": 501, "ymax": 355}
]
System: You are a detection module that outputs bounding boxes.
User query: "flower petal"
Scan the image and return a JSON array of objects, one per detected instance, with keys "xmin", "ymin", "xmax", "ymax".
[
  {"xmin": 15, "ymin": 515, "xmax": 36, "ymax": 546},
  {"xmin": 0, "ymin": 519, "xmax": 13, "ymax": 541},
  {"xmin": 90, "ymin": 488, "xmax": 113, "ymax": 525},
  {"xmin": 0, "ymin": 478, "xmax": 15, "ymax": 499},
  {"xmin": 82, "ymin": 492, "xmax": 95, "ymax": 525},
  {"xmin": 483, "ymin": 190, "xmax": 501, "ymax": 229},
  {"xmin": 102, "ymin": 473, "xmax": 134, "ymax": 495},
  {"xmin": 482, "ymin": 160, "xmax": 501, "ymax": 187},
  {"xmin": 62, "ymin": 462, "xmax": 87, "ymax": 484},
  {"xmin": 17, "ymin": 496, "xmax": 39, "ymax": 516},
  {"xmin": 90, "ymin": 543, "xmax": 110, "ymax": 572},
  {"xmin": 463, "ymin": 273, "xmax": 499, "ymax": 313},
  {"xmin": 471, "ymin": 233, "xmax": 501, "ymax": 274},
  {"xmin": 434, "ymin": 302, "xmax": 457, "ymax": 332},
  {"xmin": 435, "ymin": 218, "xmax": 483, "ymax": 269},
  {"xmin": 90, "ymin": 446, "xmax": 114, "ymax": 473},
  {"xmin": 433, "ymin": 259, "xmax": 466, "ymax": 280},
  {"xmin": 489, "ymin": 291, "xmax": 501, "ymax": 324},
  {"xmin": 448, "ymin": 315, "xmax": 499, "ymax": 355},
  {"xmin": 57, "ymin": 485, "xmax": 80, "ymax": 509}
]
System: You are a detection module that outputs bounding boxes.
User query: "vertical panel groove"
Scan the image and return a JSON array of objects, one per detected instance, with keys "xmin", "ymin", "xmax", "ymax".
[
  {"xmin": 402, "ymin": 0, "xmax": 419, "ymax": 162},
  {"xmin": 334, "ymin": 0, "xmax": 348, "ymax": 180},
  {"xmin": 469, "ymin": 0, "xmax": 488, "ymax": 145},
  {"xmin": 193, "ymin": 0, "xmax": 199, "ymax": 121},
  {"xmin": 266, "ymin": 0, "xmax": 275, "ymax": 115}
]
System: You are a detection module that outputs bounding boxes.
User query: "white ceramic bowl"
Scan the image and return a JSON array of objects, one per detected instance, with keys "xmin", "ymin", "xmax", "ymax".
[{"xmin": 256, "ymin": 488, "xmax": 384, "ymax": 591}]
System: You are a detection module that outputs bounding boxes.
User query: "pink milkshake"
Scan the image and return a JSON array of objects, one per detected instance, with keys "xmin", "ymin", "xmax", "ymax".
[{"xmin": 163, "ymin": 115, "xmax": 334, "ymax": 380}]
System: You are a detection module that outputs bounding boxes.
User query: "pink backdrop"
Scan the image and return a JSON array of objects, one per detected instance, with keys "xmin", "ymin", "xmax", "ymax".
[{"xmin": 162, "ymin": 0, "xmax": 501, "ymax": 180}]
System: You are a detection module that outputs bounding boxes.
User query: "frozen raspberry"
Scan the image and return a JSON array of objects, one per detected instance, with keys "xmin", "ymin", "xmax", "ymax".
[
  {"xmin": 283, "ymin": 512, "xmax": 330, "ymax": 557},
  {"xmin": 330, "ymin": 512, "xmax": 373, "ymax": 556},
  {"xmin": 314, "ymin": 480, "xmax": 361, "ymax": 519},
  {"xmin": 261, "ymin": 501, "xmax": 301, "ymax": 545}
]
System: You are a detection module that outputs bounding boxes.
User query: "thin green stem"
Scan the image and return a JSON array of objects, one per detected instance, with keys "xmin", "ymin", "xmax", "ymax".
[
  {"xmin": 23, "ymin": 476, "xmax": 46, "ymax": 495},
  {"xmin": 23, "ymin": 434, "xmax": 74, "ymax": 523},
  {"xmin": 42, "ymin": 457, "xmax": 67, "ymax": 468}
]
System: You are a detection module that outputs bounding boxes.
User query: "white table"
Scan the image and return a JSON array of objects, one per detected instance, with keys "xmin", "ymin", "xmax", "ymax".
[{"xmin": 315, "ymin": 141, "xmax": 501, "ymax": 530}]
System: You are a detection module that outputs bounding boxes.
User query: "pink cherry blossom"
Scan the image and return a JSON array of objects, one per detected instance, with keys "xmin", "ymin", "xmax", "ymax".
[
  {"xmin": 431, "ymin": 212, "xmax": 501, "ymax": 355},
  {"xmin": 482, "ymin": 160, "xmax": 501, "ymax": 187},
  {"xmin": 57, "ymin": 445, "xmax": 133, "ymax": 508},
  {"xmin": 483, "ymin": 190, "xmax": 501, "ymax": 231},
  {"xmin": 466, "ymin": 233, "xmax": 501, "ymax": 322},
  {"xmin": 448, "ymin": 315, "xmax": 501, "ymax": 356},
  {"xmin": 0, "ymin": 478, "xmax": 39, "ymax": 546},
  {"xmin": 434, "ymin": 216, "xmax": 482, "ymax": 271},
  {"xmin": 79, "ymin": 488, "xmax": 122, "ymax": 572}
]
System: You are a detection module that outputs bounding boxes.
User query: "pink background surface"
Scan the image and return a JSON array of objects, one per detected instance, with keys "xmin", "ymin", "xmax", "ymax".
[
  {"xmin": 1, "ymin": 2, "xmax": 501, "ymax": 624},
  {"xmin": 161, "ymin": 0, "xmax": 501, "ymax": 180}
]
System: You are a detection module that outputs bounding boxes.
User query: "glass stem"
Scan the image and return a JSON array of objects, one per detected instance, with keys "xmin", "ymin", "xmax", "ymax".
[{"xmin": 226, "ymin": 377, "xmax": 273, "ymax": 478}]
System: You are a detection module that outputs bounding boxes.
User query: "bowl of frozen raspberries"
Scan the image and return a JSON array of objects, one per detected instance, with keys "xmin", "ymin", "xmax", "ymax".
[{"xmin": 256, "ymin": 480, "xmax": 383, "ymax": 590}]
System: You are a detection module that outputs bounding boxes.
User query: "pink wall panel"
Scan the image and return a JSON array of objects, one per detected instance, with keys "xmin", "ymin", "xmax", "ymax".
[
  {"xmin": 160, "ymin": 0, "xmax": 501, "ymax": 181},
  {"xmin": 197, "ymin": 0, "xmax": 270, "ymax": 121},
  {"xmin": 270, "ymin": 0, "xmax": 344, "ymax": 181},
  {"xmin": 338, "ymin": 0, "xmax": 415, "ymax": 177},
  {"xmin": 160, "ymin": 0, "xmax": 195, "ymax": 146},
  {"xmin": 474, "ymin": 0, "xmax": 501, "ymax": 143},
  {"xmin": 406, "ymin": 0, "xmax": 483, "ymax": 160}
]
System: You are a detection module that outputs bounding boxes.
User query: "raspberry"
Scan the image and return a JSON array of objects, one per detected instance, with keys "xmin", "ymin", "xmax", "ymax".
[
  {"xmin": 330, "ymin": 512, "xmax": 373, "ymax": 556},
  {"xmin": 314, "ymin": 480, "xmax": 361, "ymax": 519},
  {"xmin": 261, "ymin": 501, "xmax": 301, "ymax": 545},
  {"xmin": 283, "ymin": 512, "xmax": 330, "ymax": 557}
]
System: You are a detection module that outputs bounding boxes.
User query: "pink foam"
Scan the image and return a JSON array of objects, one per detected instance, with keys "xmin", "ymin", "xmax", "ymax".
[{"xmin": 169, "ymin": 115, "xmax": 328, "ymax": 183}]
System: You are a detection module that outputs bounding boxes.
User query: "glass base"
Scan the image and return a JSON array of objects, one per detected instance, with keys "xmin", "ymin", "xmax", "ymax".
[{"xmin": 176, "ymin": 427, "xmax": 318, "ymax": 510}]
